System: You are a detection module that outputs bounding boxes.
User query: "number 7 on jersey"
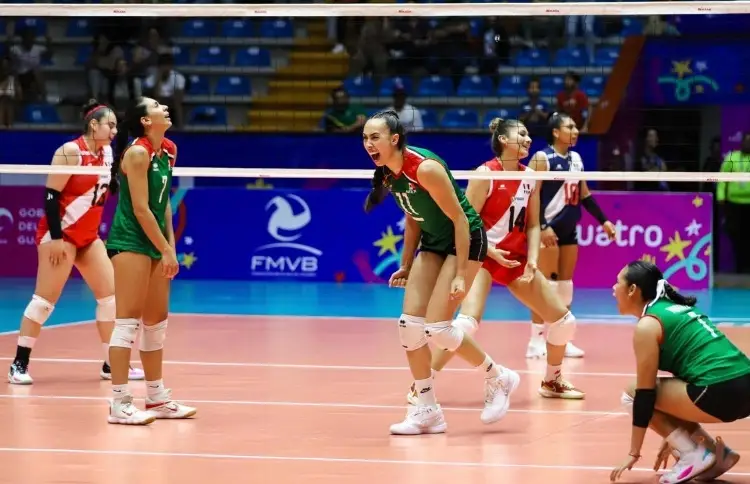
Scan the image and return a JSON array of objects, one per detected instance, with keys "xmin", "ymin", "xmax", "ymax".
[{"xmin": 158, "ymin": 175, "xmax": 169, "ymax": 203}]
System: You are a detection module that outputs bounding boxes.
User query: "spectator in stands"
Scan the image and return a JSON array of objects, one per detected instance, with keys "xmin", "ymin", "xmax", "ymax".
[
  {"xmin": 130, "ymin": 27, "xmax": 174, "ymax": 79},
  {"xmin": 87, "ymin": 34, "xmax": 125, "ymax": 100},
  {"xmin": 556, "ymin": 71, "xmax": 589, "ymax": 131},
  {"xmin": 634, "ymin": 128, "xmax": 669, "ymax": 192},
  {"xmin": 717, "ymin": 133, "xmax": 750, "ymax": 274},
  {"xmin": 565, "ymin": 16, "xmax": 595, "ymax": 65},
  {"xmin": 323, "ymin": 86, "xmax": 366, "ymax": 133},
  {"xmin": 143, "ymin": 53, "xmax": 184, "ymax": 128},
  {"xmin": 643, "ymin": 15, "xmax": 680, "ymax": 36},
  {"xmin": 428, "ymin": 18, "xmax": 473, "ymax": 83},
  {"xmin": 348, "ymin": 19, "xmax": 391, "ymax": 80},
  {"xmin": 108, "ymin": 58, "xmax": 142, "ymax": 118},
  {"xmin": 0, "ymin": 57, "xmax": 19, "ymax": 127},
  {"xmin": 519, "ymin": 77, "xmax": 549, "ymax": 136},
  {"xmin": 387, "ymin": 84, "xmax": 423, "ymax": 132},
  {"xmin": 9, "ymin": 28, "xmax": 52, "ymax": 102},
  {"xmin": 480, "ymin": 17, "xmax": 511, "ymax": 76},
  {"xmin": 387, "ymin": 18, "xmax": 432, "ymax": 76}
]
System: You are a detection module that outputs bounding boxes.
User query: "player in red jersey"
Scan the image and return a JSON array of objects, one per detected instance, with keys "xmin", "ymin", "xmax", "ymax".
[
  {"xmin": 8, "ymin": 99, "xmax": 145, "ymax": 385},
  {"xmin": 407, "ymin": 118, "xmax": 584, "ymax": 408}
]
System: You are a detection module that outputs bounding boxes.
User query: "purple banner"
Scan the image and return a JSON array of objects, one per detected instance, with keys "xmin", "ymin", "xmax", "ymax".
[
  {"xmin": 0, "ymin": 186, "xmax": 116, "ymax": 278},
  {"xmin": 574, "ymin": 191, "xmax": 713, "ymax": 290},
  {"xmin": 721, "ymin": 105, "xmax": 750, "ymax": 155}
]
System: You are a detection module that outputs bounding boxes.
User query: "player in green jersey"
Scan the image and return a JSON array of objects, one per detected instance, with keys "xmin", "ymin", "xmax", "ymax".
[
  {"xmin": 610, "ymin": 260, "xmax": 750, "ymax": 483},
  {"xmin": 363, "ymin": 110, "xmax": 520, "ymax": 436},
  {"xmin": 105, "ymin": 97, "xmax": 196, "ymax": 425}
]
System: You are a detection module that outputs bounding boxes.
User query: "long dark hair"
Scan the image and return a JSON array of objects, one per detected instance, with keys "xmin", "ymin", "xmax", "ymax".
[
  {"xmin": 489, "ymin": 117, "xmax": 523, "ymax": 157},
  {"xmin": 110, "ymin": 98, "xmax": 149, "ymax": 195},
  {"xmin": 624, "ymin": 260, "xmax": 697, "ymax": 307},
  {"xmin": 363, "ymin": 110, "xmax": 406, "ymax": 213},
  {"xmin": 80, "ymin": 98, "xmax": 114, "ymax": 135}
]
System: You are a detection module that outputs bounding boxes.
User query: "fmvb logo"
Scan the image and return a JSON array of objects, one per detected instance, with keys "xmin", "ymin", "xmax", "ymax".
[
  {"xmin": 657, "ymin": 59, "xmax": 719, "ymax": 102},
  {"xmin": 251, "ymin": 194, "xmax": 322, "ymax": 277}
]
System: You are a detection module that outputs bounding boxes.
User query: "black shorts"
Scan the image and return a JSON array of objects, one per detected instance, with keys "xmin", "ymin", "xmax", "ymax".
[
  {"xmin": 687, "ymin": 372, "xmax": 750, "ymax": 422},
  {"xmin": 554, "ymin": 228, "xmax": 578, "ymax": 246},
  {"xmin": 419, "ymin": 228, "xmax": 488, "ymax": 263},
  {"xmin": 107, "ymin": 249, "xmax": 124, "ymax": 259}
]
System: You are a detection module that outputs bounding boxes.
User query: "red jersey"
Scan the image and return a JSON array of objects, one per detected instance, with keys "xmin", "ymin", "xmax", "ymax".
[
  {"xmin": 556, "ymin": 88, "xmax": 589, "ymax": 127},
  {"xmin": 481, "ymin": 159, "xmax": 536, "ymax": 257},
  {"xmin": 36, "ymin": 137, "xmax": 113, "ymax": 248}
]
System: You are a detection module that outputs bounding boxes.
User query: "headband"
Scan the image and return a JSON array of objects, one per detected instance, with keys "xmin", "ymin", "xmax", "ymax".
[{"xmin": 85, "ymin": 104, "xmax": 107, "ymax": 119}]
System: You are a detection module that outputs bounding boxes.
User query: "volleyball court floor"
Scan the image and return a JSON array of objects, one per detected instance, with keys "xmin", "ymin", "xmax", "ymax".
[{"xmin": 1, "ymin": 279, "xmax": 749, "ymax": 484}]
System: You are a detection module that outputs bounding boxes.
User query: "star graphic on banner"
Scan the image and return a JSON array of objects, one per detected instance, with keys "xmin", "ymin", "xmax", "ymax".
[
  {"xmin": 184, "ymin": 236, "xmax": 194, "ymax": 246},
  {"xmin": 640, "ymin": 254, "xmax": 656, "ymax": 264},
  {"xmin": 704, "ymin": 245, "xmax": 712, "ymax": 257},
  {"xmin": 660, "ymin": 232, "xmax": 692, "ymax": 262},
  {"xmin": 397, "ymin": 216, "xmax": 406, "ymax": 232},
  {"xmin": 180, "ymin": 252, "xmax": 198, "ymax": 269},
  {"xmin": 685, "ymin": 219, "xmax": 702, "ymax": 237},
  {"xmin": 695, "ymin": 85, "xmax": 704, "ymax": 94},
  {"xmin": 695, "ymin": 60, "xmax": 708, "ymax": 72},
  {"xmin": 374, "ymin": 226, "xmax": 403, "ymax": 256},
  {"xmin": 692, "ymin": 195, "xmax": 704, "ymax": 208},
  {"xmin": 672, "ymin": 60, "xmax": 693, "ymax": 78}
]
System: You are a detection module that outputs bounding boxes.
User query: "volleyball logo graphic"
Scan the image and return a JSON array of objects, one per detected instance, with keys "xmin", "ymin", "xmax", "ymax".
[{"xmin": 657, "ymin": 59, "xmax": 719, "ymax": 102}]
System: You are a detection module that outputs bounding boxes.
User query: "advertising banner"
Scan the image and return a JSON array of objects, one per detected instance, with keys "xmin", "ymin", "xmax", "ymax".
[{"xmin": 0, "ymin": 188, "xmax": 713, "ymax": 290}]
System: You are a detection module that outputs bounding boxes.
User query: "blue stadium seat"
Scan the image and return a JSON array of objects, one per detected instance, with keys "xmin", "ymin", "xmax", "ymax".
[
  {"xmin": 441, "ymin": 109, "xmax": 479, "ymax": 129},
  {"xmin": 553, "ymin": 47, "xmax": 588, "ymax": 67},
  {"xmin": 513, "ymin": 49, "xmax": 549, "ymax": 68},
  {"xmin": 343, "ymin": 76, "xmax": 375, "ymax": 96},
  {"xmin": 498, "ymin": 75, "xmax": 528, "ymax": 97},
  {"xmin": 75, "ymin": 45, "xmax": 92, "ymax": 66},
  {"xmin": 419, "ymin": 109, "xmax": 438, "ymax": 129},
  {"xmin": 189, "ymin": 106, "xmax": 227, "ymax": 126},
  {"xmin": 15, "ymin": 18, "xmax": 46, "ymax": 35},
  {"xmin": 595, "ymin": 47, "xmax": 620, "ymax": 67},
  {"xmin": 416, "ymin": 76, "xmax": 454, "ymax": 97},
  {"xmin": 65, "ymin": 19, "xmax": 92, "ymax": 37},
  {"xmin": 181, "ymin": 19, "xmax": 217, "ymax": 38},
  {"xmin": 195, "ymin": 46, "xmax": 230, "ymax": 66},
  {"xmin": 484, "ymin": 108, "xmax": 520, "ymax": 127},
  {"xmin": 187, "ymin": 74, "xmax": 210, "ymax": 95},
  {"xmin": 540, "ymin": 76, "xmax": 564, "ymax": 96},
  {"xmin": 457, "ymin": 75, "xmax": 494, "ymax": 97},
  {"xmin": 215, "ymin": 75, "xmax": 251, "ymax": 96},
  {"xmin": 581, "ymin": 75, "xmax": 606, "ymax": 97},
  {"xmin": 23, "ymin": 104, "xmax": 59, "ymax": 124},
  {"xmin": 620, "ymin": 18, "xmax": 643, "ymax": 36},
  {"xmin": 172, "ymin": 45, "xmax": 192, "ymax": 66},
  {"xmin": 221, "ymin": 19, "xmax": 254, "ymax": 38},
  {"xmin": 235, "ymin": 47, "xmax": 271, "ymax": 67},
  {"xmin": 260, "ymin": 19, "xmax": 293, "ymax": 38},
  {"xmin": 379, "ymin": 76, "xmax": 412, "ymax": 96}
]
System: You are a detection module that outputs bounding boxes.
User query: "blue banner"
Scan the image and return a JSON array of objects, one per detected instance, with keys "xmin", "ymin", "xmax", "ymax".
[
  {"xmin": 0, "ymin": 131, "xmax": 599, "ymax": 189},
  {"xmin": 642, "ymin": 40, "xmax": 750, "ymax": 105}
]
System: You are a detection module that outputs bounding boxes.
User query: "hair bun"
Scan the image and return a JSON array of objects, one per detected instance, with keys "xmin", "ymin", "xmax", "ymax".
[
  {"xmin": 80, "ymin": 98, "xmax": 102, "ymax": 118},
  {"xmin": 489, "ymin": 117, "xmax": 503, "ymax": 132}
]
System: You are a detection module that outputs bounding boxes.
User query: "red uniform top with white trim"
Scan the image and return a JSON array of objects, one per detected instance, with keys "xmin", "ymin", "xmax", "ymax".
[
  {"xmin": 480, "ymin": 159, "xmax": 536, "ymax": 258},
  {"xmin": 36, "ymin": 136, "xmax": 113, "ymax": 248}
]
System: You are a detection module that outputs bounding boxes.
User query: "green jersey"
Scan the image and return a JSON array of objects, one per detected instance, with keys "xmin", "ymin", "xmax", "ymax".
[
  {"xmin": 386, "ymin": 145, "xmax": 483, "ymax": 252},
  {"xmin": 106, "ymin": 137, "xmax": 176, "ymax": 260},
  {"xmin": 646, "ymin": 299, "xmax": 750, "ymax": 386}
]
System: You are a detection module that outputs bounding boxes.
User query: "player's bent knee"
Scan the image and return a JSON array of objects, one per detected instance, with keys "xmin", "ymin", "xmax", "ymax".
[
  {"xmin": 453, "ymin": 314, "xmax": 478, "ymax": 337},
  {"xmin": 140, "ymin": 320, "xmax": 168, "ymax": 352},
  {"xmin": 621, "ymin": 391, "xmax": 634, "ymax": 415},
  {"xmin": 425, "ymin": 321, "xmax": 464, "ymax": 352},
  {"xmin": 23, "ymin": 295, "xmax": 55, "ymax": 325},
  {"xmin": 546, "ymin": 311, "xmax": 576, "ymax": 346},
  {"xmin": 557, "ymin": 280, "xmax": 574, "ymax": 307},
  {"xmin": 95, "ymin": 295, "xmax": 116, "ymax": 322},
  {"xmin": 399, "ymin": 314, "xmax": 427, "ymax": 351},
  {"xmin": 110, "ymin": 318, "xmax": 140, "ymax": 349}
]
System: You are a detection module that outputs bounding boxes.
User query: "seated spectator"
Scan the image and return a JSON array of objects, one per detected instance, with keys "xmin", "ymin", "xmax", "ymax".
[
  {"xmin": 323, "ymin": 86, "xmax": 366, "ymax": 133},
  {"xmin": 386, "ymin": 18, "xmax": 432, "ymax": 76},
  {"xmin": 108, "ymin": 58, "xmax": 142, "ymax": 117},
  {"xmin": 131, "ymin": 27, "xmax": 174, "ymax": 79},
  {"xmin": 87, "ymin": 34, "xmax": 125, "ymax": 100},
  {"xmin": 9, "ymin": 28, "xmax": 52, "ymax": 102},
  {"xmin": 387, "ymin": 84, "xmax": 422, "ymax": 132},
  {"xmin": 0, "ymin": 57, "xmax": 20, "ymax": 127},
  {"xmin": 479, "ymin": 17, "xmax": 511, "ymax": 76},
  {"xmin": 519, "ymin": 77, "xmax": 549, "ymax": 136},
  {"xmin": 348, "ymin": 18, "xmax": 391, "ymax": 80},
  {"xmin": 143, "ymin": 53, "xmax": 185, "ymax": 128},
  {"xmin": 556, "ymin": 71, "xmax": 589, "ymax": 131}
]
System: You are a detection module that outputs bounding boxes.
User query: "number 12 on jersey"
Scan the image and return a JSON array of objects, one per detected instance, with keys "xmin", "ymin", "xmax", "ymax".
[{"xmin": 393, "ymin": 192, "xmax": 424, "ymax": 221}]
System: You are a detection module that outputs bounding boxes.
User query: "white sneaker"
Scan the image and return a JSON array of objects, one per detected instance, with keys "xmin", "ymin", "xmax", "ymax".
[
  {"xmin": 564, "ymin": 342, "xmax": 585, "ymax": 358},
  {"xmin": 526, "ymin": 337, "xmax": 547, "ymax": 359},
  {"xmin": 8, "ymin": 362, "xmax": 33, "ymax": 385},
  {"xmin": 390, "ymin": 404, "xmax": 447, "ymax": 435},
  {"xmin": 481, "ymin": 368, "xmax": 520, "ymax": 424},
  {"xmin": 659, "ymin": 446, "xmax": 716, "ymax": 484},
  {"xmin": 108, "ymin": 394, "xmax": 156, "ymax": 425},
  {"xmin": 100, "ymin": 363, "xmax": 146, "ymax": 381},
  {"xmin": 145, "ymin": 389, "xmax": 197, "ymax": 419}
]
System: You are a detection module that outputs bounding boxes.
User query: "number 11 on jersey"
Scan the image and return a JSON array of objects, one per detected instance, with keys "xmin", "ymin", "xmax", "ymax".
[{"xmin": 394, "ymin": 192, "xmax": 424, "ymax": 221}]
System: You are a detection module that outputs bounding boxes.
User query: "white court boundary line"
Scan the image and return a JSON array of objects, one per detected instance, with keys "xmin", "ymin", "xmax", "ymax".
[
  {"xmin": 0, "ymin": 447, "xmax": 748, "ymax": 477},
  {"xmin": 0, "ymin": 393, "xmax": 626, "ymax": 417}
]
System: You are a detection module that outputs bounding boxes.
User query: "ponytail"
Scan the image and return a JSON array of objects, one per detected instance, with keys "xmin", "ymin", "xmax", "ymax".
[
  {"xmin": 110, "ymin": 122, "xmax": 130, "ymax": 195},
  {"xmin": 664, "ymin": 282, "xmax": 697, "ymax": 307},
  {"xmin": 363, "ymin": 166, "xmax": 390, "ymax": 213}
]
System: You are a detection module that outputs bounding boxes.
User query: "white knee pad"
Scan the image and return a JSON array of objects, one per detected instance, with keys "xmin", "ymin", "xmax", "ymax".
[
  {"xmin": 399, "ymin": 314, "xmax": 427, "ymax": 351},
  {"xmin": 453, "ymin": 314, "xmax": 479, "ymax": 337},
  {"xmin": 140, "ymin": 320, "xmax": 168, "ymax": 352},
  {"xmin": 110, "ymin": 318, "xmax": 140, "ymax": 349},
  {"xmin": 546, "ymin": 311, "xmax": 577, "ymax": 346},
  {"xmin": 95, "ymin": 295, "xmax": 116, "ymax": 322},
  {"xmin": 425, "ymin": 321, "xmax": 465, "ymax": 352},
  {"xmin": 557, "ymin": 280, "xmax": 574, "ymax": 307},
  {"xmin": 23, "ymin": 295, "xmax": 55, "ymax": 325},
  {"xmin": 621, "ymin": 392, "xmax": 634, "ymax": 415}
]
